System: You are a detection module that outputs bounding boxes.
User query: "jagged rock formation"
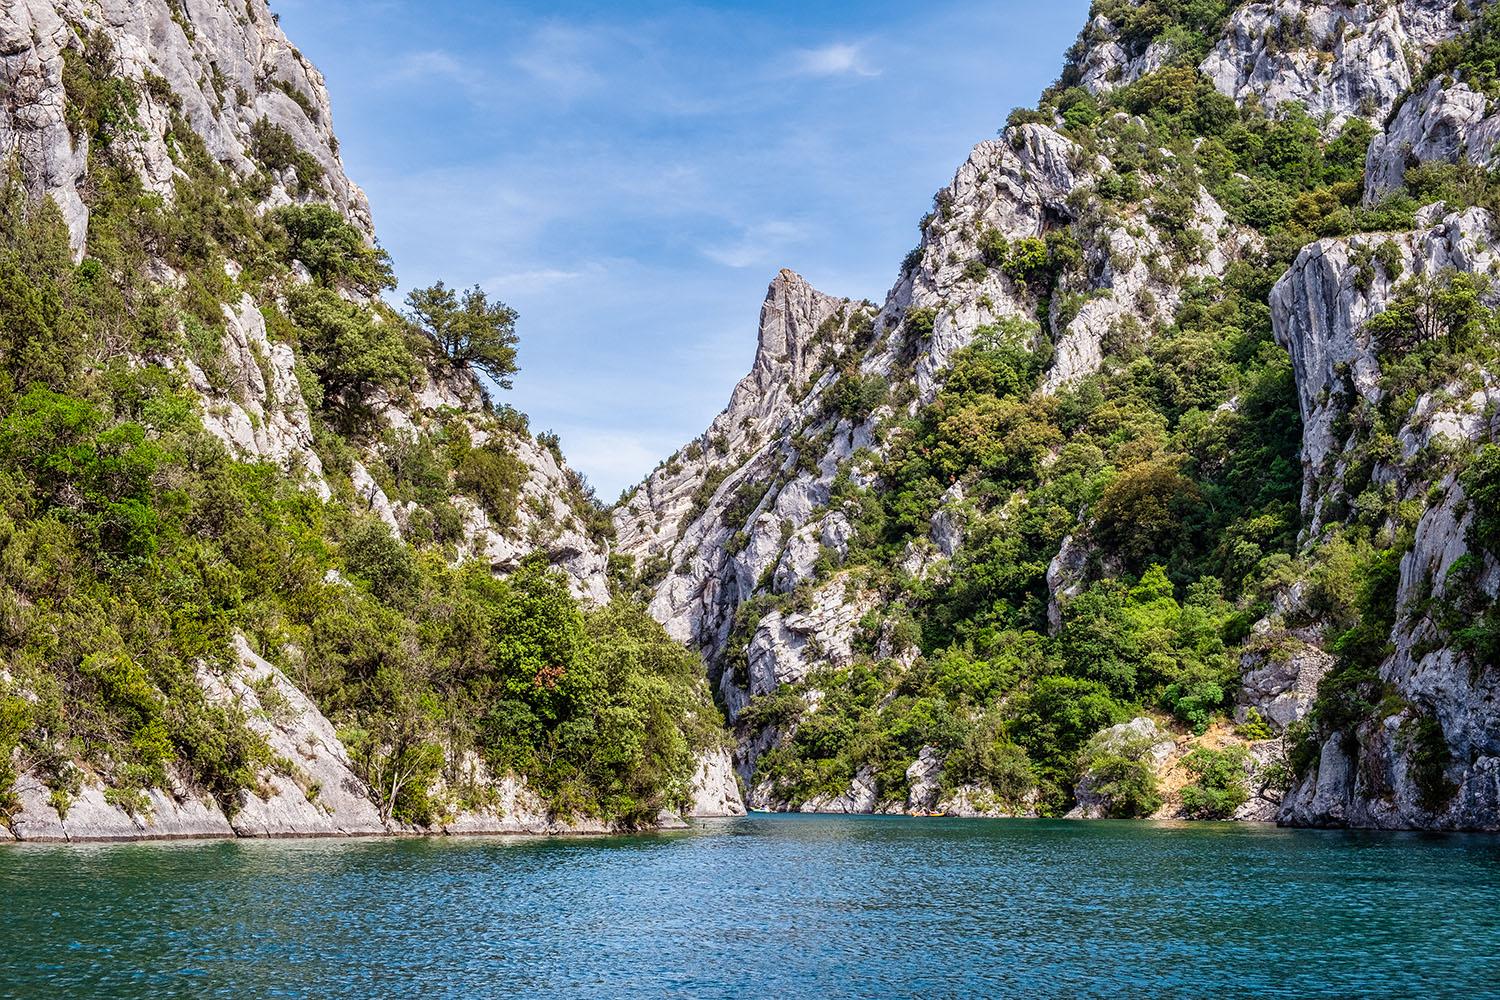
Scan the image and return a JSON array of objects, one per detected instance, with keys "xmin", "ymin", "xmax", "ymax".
[
  {"xmin": 1271, "ymin": 208, "xmax": 1500, "ymax": 829},
  {"xmin": 0, "ymin": 0, "xmax": 676, "ymax": 842},
  {"xmin": 615, "ymin": 0, "xmax": 1500, "ymax": 829},
  {"xmin": 0, "ymin": 0, "xmax": 370, "ymax": 254},
  {"xmin": 614, "ymin": 270, "xmax": 879, "ymax": 699},
  {"xmin": 0, "ymin": 0, "xmax": 610, "ymax": 603},
  {"xmin": 1201, "ymin": 1, "xmax": 1464, "ymax": 127},
  {"xmin": 1365, "ymin": 79, "xmax": 1500, "ymax": 202}
]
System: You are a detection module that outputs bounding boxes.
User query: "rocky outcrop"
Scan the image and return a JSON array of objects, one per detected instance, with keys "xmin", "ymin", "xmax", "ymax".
[
  {"xmin": 7, "ymin": 768, "xmax": 235, "ymax": 842},
  {"xmin": 1271, "ymin": 208, "xmax": 1500, "ymax": 830},
  {"xmin": 1200, "ymin": 1, "xmax": 1464, "ymax": 129},
  {"xmin": 796, "ymin": 766, "xmax": 880, "ymax": 814},
  {"xmin": 0, "ymin": 0, "xmax": 371, "ymax": 255},
  {"xmin": 1067, "ymin": 718, "xmax": 1176, "ymax": 820},
  {"xmin": 939, "ymin": 784, "xmax": 1037, "ymax": 818},
  {"xmin": 1271, "ymin": 206, "xmax": 1496, "ymax": 524},
  {"xmin": 614, "ymin": 269, "xmax": 856, "ymax": 568},
  {"xmin": 1074, "ymin": 15, "xmax": 1170, "ymax": 95},
  {"xmin": 905, "ymin": 746, "xmax": 944, "ymax": 812},
  {"xmin": 743, "ymin": 578, "xmax": 876, "ymax": 709},
  {"xmin": 1366, "ymin": 80, "xmax": 1500, "ymax": 204},
  {"xmin": 186, "ymin": 293, "xmax": 331, "ymax": 498},
  {"xmin": 210, "ymin": 636, "xmax": 388, "ymax": 837},
  {"xmin": 0, "ymin": 0, "xmax": 613, "ymax": 607},
  {"xmin": 1237, "ymin": 629, "xmax": 1333, "ymax": 731},
  {"xmin": 619, "ymin": 115, "xmax": 1252, "ymax": 797},
  {"xmin": 687, "ymin": 748, "xmax": 746, "ymax": 818}
]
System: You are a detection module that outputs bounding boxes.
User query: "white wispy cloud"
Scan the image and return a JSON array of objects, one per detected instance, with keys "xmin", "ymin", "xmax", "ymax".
[
  {"xmin": 788, "ymin": 42, "xmax": 880, "ymax": 78},
  {"xmin": 702, "ymin": 220, "xmax": 810, "ymax": 269},
  {"xmin": 512, "ymin": 24, "xmax": 611, "ymax": 101},
  {"xmin": 393, "ymin": 49, "xmax": 467, "ymax": 82},
  {"xmin": 483, "ymin": 268, "xmax": 584, "ymax": 295}
]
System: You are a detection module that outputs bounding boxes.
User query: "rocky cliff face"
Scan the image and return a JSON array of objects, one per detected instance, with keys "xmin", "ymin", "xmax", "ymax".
[
  {"xmin": 1, "ymin": 0, "xmax": 610, "ymax": 603},
  {"xmin": 616, "ymin": 0, "xmax": 1500, "ymax": 828},
  {"xmin": 0, "ymin": 0, "xmax": 667, "ymax": 842},
  {"xmin": 1271, "ymin": 206, "xmax": 1500, "ymax": 829},
  {"xmin": 1, "ymin": 0, "xmax": 370, "ymax": 254}
]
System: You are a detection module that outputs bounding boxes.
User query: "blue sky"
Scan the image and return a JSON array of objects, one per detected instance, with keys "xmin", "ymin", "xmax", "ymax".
[{"xmin": 273, "ymin": 0, "xmax": 1091, "ymax": 498}]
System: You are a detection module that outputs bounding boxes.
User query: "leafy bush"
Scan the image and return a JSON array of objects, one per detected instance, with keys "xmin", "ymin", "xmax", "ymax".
[
  {"xmin": 455, "ymin": 442, "xmax": 528, "ymax": 529},
  {"xmin": 1178, "ymin": 745, "xmax": 1249, "ymax": 818},
  {"xmin": 1077, "ymin": 730, "xmax": 1164, "ymax": 818},
  {"xmin": 248, "ymin": 117, "xmax": 325, "ymax": 195},
  {"xmin": 286, "ymin": 285, "xmax": 419, "ymax": 400},
  {"xmin": 273, "ymin": 204, "xmax": 393, "ymax": 294}
]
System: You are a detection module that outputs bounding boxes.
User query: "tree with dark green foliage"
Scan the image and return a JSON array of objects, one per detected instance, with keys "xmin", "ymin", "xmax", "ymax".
[
  {"xmin": 273, "ymin": 204, "xmax": 394, "ymax": 295},
  {"xmin": 286, "ymin": 284, "xmax": 419, "ymax": 400},
  {"xmin": 406, "ymin": 281, "xmax": 521, "ymax": 391}
]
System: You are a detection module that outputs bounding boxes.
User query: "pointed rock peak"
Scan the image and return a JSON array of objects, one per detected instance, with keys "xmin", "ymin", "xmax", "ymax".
[{"xmin": 754, "ymin": 268, "xmax": 844, "ymax": 381}]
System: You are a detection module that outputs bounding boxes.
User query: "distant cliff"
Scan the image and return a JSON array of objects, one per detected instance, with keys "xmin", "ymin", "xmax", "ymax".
[{"xmin": 616, "ymin": 0, "xmax": 1500, "ymax": 829}]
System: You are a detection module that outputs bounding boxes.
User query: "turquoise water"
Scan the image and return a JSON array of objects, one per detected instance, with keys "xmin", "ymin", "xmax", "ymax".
[{"xmin": 4, "ymin": 816, "xmax": 1500, "ymax": 999}]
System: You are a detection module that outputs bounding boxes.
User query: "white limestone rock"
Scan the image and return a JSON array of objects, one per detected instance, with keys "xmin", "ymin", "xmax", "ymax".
[
  {"xmin": 1201, "ymin": 1, "xmax": 1464, "ymax": 130},
  {"xmin": 687, "ymin": 747, "xmax": 747, "ymax": 818},
  {"xmin": 1067, "ymin": 718, "xmax": 1176, "ymax": 820},
  {"xmin": 0, "ymin": 0, "xmax": 372, "ymax": 256},
  {"xmin": 6, "ymin": 767, "xmax": 236, "ymax": 842},
  {"xmin": 799, "ymin": 765, "xmax": 879, "ymax": 814},
  {"xmin": 905, "ymin": 746, "xmax": 945, "ymax": 812},
  {"xmin": 203, "ymin": 635, "xmax": 388, "ymax": 838},
  {"xmin": 1366, "ymin": 81, "xmax": 1500, "ymax": 205},
  {"xmin": 740, "ymin": 576, "xmax": 877, "ymax": 709},
  {"xmin": 1271, "ymin": 206, "xmax": 1498, "ymax": 524}
]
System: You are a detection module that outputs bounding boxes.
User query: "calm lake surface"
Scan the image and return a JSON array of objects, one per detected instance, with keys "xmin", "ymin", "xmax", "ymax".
[{"xmin": 4, "ymin": 816, "xmax": 1500, "ymax": 999}]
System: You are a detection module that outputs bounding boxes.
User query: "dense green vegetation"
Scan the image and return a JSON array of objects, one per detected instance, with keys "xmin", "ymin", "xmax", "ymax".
[
  {"xmin": 736, "ymin": 9, "xmax": 1500, "ymax": 815},
  {"xmin": 0, "ymin": 30, "xmax": 715, "ymax": 827}
]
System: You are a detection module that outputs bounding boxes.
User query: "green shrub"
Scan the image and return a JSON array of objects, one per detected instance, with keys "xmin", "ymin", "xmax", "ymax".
[
  {"xmin": 1178, "ymin": 745, "xmax": 1249, "ymax": 818},
  {"xmin": 248, "ymin": 117, "xmax": 325, "ymax": 195},
  {"xmin": 273, "ymin": 204, "xmax": 393, "ymax": 294},
  {"xmin": 1078, "ymin": 733, "xmax": 1164, "ymax": 819},
  {"xmin": 455, "ymin": 443, "xmax": 527, "ymax": 529}
]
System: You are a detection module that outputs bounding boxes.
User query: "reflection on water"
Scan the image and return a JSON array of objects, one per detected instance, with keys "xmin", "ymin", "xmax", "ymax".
[{"xmin": 4, "ymin": 816, "xmax": 1500, "ymax": 999}]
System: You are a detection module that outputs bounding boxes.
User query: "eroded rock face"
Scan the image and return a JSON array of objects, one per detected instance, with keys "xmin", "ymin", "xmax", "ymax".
[
  {"xmin": 1067, "ymin": 718, "xmax": 1176, "ymax": 820},
  {"xmin": 0, "ymin": 0, "xmax": 371, "ymax": 255},
  {"xmin": 1271, "ymin": 209, "xmax": 1500, "ymax": 830},
  {"xmin": 1366, "ymin": 80, "xmax": 1500, "ymax": 204},
  {"xmin": 1075, "ymin": 16, "xmax": 1170, "ymax": 95},
  {"xmin": 905, "ymin": 746, "xmax": 944, "ymax": 812},
  {"xmin": 1271, "ymin": 207, "xmax": 1497, "ymax": 526},
  {"xmin": 186, "ymin": 293, "xmax": 332, "ymax": 498},
  {"xmin": 1237, "ymin": 633, "xmax": 1333, "ymax": 731},
  {"xmin": 743, "ymin": 577, "xmax": 876, "ymax": 709},
  {"xmin": 1201, "ymin": 1, "xmax": 1464, "ymax": 129},
  {"xmin": 687, "ymin": 748, "xmax": 747, "ymax": 818},
  {"xmin": 7, "ymin": 769, "xmax": 236, "ymax": 842},
  {"xmin": 205, "ymin": 636, "xmax": 388, "ymax": 837},
  {"xmin": 3, "ymin": 634, "xmax": 688, "ymax": 841},
  {"xmin": 797, "ymin": 766, "xmax": 880, "ymax": 814},
  {"xmin": 616, "ymin": 114, "xmax": 1251, "ymax": 806},
  {"xmin": 0, "ymin": 1, "xmax": 613, "ymax": 608}
]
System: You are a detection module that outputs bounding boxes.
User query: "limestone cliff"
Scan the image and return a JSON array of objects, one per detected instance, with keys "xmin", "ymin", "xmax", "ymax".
[
  {"xmin": 0, "ymin": 0, "xmax": 678, "ymax": 843},
  {"xmin": 616, "ymin": 0, "xmax": 1500, "ymax": 828}
]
